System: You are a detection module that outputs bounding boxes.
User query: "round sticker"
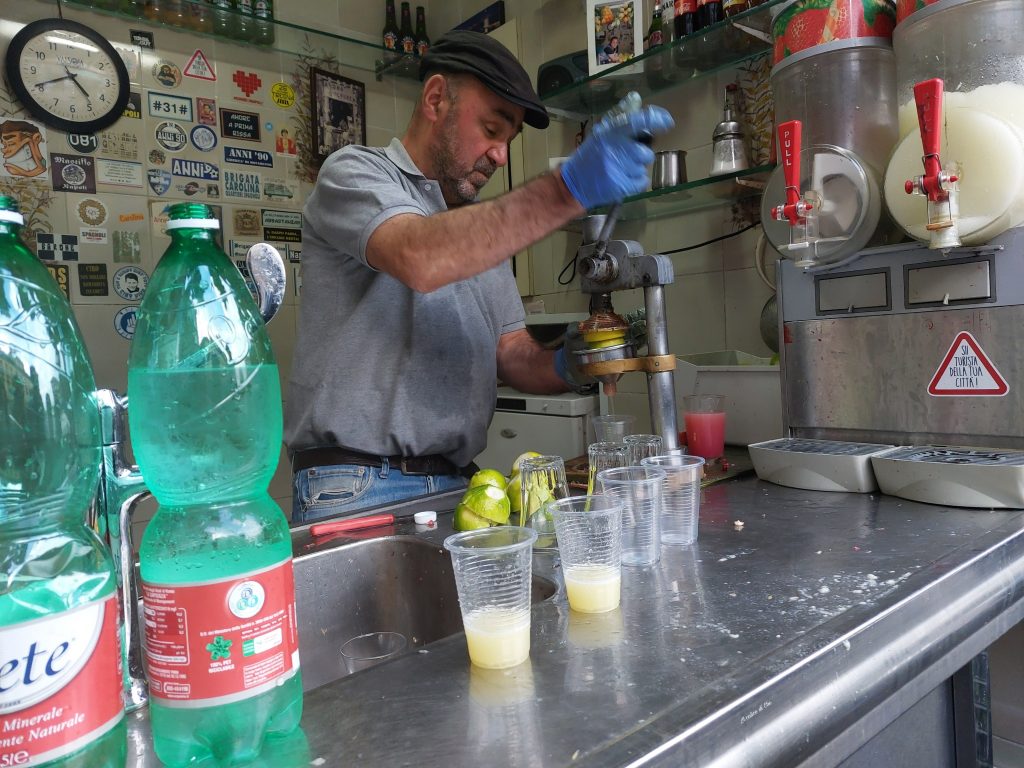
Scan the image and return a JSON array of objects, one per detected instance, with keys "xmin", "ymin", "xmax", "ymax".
[
  {"xmin": 155, "ymin": 121, "xmax": 188, "ymax": 152},
  {"xmin": 61, "ymin": 163, "xmax": 86, "ymax": 187},
  {"xmin": 190, "ymin": 124, "xmax": 218, "ymax": 152},
  {"xmin": 152, "ymin": 59, "xmax": 182, "ymax": 88},
  {"xmin": 77, "ymin": 198, "xmax": 108, "ymax": 227},
  {"xmin": 148, "ymin": 148, "xmax": 167, "ymax": 165},
  {"xmin": 68, "ymin": 133, "xmax": 98, "ymax": 154},
  {"xmin": 228, "ymin": 580, "xmax": 265, "ymax": 619},
  {"xmin": 270, "ymin": 82, "xmax": 296, "ymax": 109},
  {"xmin": 114, "ymin": 306, "xmax": 138, "ymax": 340},
  {"xmin": 113, "ymin": 266, "xmax": 148, "ymax": 301}
]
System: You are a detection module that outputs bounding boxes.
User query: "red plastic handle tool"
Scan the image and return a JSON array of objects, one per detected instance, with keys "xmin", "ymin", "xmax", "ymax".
[
  {"xmin": 907, "ymin": 78, "xmax": 958, "ymax": 201},
  {"xmin": 773, "ymin": 120, "xmax": 812, "ymax": 226},
  {"xmin": 310, "ymin": 514, "xmax": 395, "ymax": 536}
]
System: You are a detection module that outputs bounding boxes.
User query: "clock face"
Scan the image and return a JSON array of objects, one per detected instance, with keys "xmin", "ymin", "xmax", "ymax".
[{"xmin": 5, "ymin": 19, "xmax": 130, "ymax": 134}]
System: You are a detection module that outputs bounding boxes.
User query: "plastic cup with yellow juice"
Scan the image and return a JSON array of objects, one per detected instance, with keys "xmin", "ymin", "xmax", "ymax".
[{"xmin": 547, "ymin": 495, "xmax": 624, "ymax": 614}]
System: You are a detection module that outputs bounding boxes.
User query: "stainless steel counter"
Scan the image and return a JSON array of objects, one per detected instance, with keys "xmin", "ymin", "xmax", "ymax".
[{"xmin": 127, "ymin": 475, "xmax": 1024, "ymax": 767}]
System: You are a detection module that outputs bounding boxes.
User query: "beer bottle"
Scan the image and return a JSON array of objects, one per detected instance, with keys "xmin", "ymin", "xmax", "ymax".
[
  {"xmin": 383, "ymin": 0, "xmax": 400, "ymax": 59},
  {"xmin": 399, "ymin": 2, "xmax": 416, "ymax": 57},
  {"xmin": 647, "ymin": 2, "xmax": 664, "ymax": 49},
  {"xmin": 414, "ymin": 5, "xmax": 430, "ymax": 58},
  {"xmin": 254, "ymin": 0, "xmax": 275, "ymax": 45}
]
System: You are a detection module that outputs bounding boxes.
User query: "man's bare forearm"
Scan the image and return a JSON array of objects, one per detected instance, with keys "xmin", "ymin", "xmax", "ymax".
[
  {"xmin": 497, "ymin": 329, "xmax": 569, "ymax": 395},
  {"xmin": 367, "ymin": 171, "xmax": 584, "ymax": 292}
]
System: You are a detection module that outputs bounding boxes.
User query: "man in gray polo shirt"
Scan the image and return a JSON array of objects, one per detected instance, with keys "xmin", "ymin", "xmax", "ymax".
[{"xmin": 285, "ymin": 31, "xmax": 672, "ymax": 523}]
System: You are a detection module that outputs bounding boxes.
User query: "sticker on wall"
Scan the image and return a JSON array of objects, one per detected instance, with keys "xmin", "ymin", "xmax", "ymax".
[
  {"xmin": 147, "ymin": 169, "xmax": 172, "ymax": 196},
  {"xmin": 169, "ymin": 180, "xmax": 220, "ymax": 200},
  {"xmin": 224, "ymin": 170, "xmax": 261, "ymax": 200},
  {"xmin": 113, "ymin": 43, "xmax": 144, "ymax": 81},
  {"xmin": 114, "ymin": 306, "xmax": 138, "ymax": 340},
  {"xmin": 130, "ymin": 30, "xmax": 154, "ymax": 49},
  {"xmin": 76, "ymin": 198, "xmax": 108, "ymax": 227},
  {"xmin": 67, "ymin": 134, "xmax": 98, "ymax": 155},
  {"xmin": 78, "ymin": 263, "xmax": 109, "ymax": 296},
  {"xmin": 37, "ymin": 233, "xmax": 79, "ymax": 262},
  {"xmin": 231, "ymin": 70, "xmax": 263, "ymax": 104},
  {"xmin": 184, "ymin": 49, "xmax": 217, "ymax": 81},
  {"xmin": 44, "ymin": 262, "xmax": 71, "ymax": 299},
  {"xmin": 154, "ymin": 122, "xmax": 188, "ymax": 153},
  {"xmin": 270, "ymin": 82, "xmax": 296, "ymax": 109},
  {"xmin": 123, "ymin": 92, "xmax": 143, "ymax": 120},
  {"xmin": 927, "ymin": 331, "xmax": 1009, "ymax": 397},
  {"xmin": 97, "ymin": 159, "xmax": 143, "ymax": 189},
  {"xmin": 0, "ymin": 118, "xmax": 49, "ymax": 179},
  {"xmin": 113, "ymin": 230, "xmax": 143, "ymax": 264},
  {"xmin": 172, "ymin": 158, "xmax": 219, "ymax": 181},
  {"xmin": 197, "ymin": 98, "xmax": 217, "ymax": 126},
  {"xmin": 234, "ymin": 209, "xmax": 260, "ymax": 237},
  {"xmin": 98, "ymin": 129, "xmax": 139, "ymax": 161},
  {"xmin": 224, "ymin": 146, "xmax": 273, "ymax": 168},
  {"xmin": 80, "ymin": 227, "xmax": 108, "ymax": 245},
  {"xmin": 190, "ymin": 125, "xmax": 218, "ymax": 152},
  {"xmin": 274, "ymin": 128, "xmax": 297, "ymax": 157},
  {"xmin": 113, "ymin": 266, "xmax": 149, "ymax": 301},
  {"xmin": 287, "ymin": 244, "xmax": 301, "ymax": 264},
  {"xmin": 220, "ymin": 110, "xmax": 261, "ymax": 142},
  {"xmin": 153, "ymin": 60, "xmax": 183, "ymax": 89},
  {"xmin": 148, "ymin": 149, "xmax": 167, "ymax": 166},
  {"xmin": 50, "ymin": 154, "xmax": 96, "ymax": 193},
  {"xmin": 263, "ymin": 177, "xmax": 296, "ymax": 202},
  {"xmin": 149, "ymin": 92, "xmax": 194, "ymax": 122},
  {"xmin": 262, "ymin": 209, "xmax": 301, "ymax": 231}
]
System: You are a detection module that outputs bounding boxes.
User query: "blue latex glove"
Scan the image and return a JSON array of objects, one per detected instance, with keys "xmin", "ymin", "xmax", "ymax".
[{"xmin": 560, "ymin": 101, "xmax": 675, "ymax": 210}]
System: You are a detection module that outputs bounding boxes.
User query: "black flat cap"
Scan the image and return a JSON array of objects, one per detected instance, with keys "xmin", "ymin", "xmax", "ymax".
[{"xmin": 420, "ymin": 30, "xmax": 550, "ymax": 130}]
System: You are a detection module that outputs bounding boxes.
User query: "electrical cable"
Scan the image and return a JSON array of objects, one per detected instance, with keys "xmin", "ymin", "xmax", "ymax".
[{"xmin": 753, "ymin": 227, "xmax": 776, "ymax": 291}]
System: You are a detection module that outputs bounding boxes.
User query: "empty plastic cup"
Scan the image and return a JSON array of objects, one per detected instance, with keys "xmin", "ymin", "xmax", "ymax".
[
  {"xmin": 443, "ymin": 526, "xmax": 538, "ymax": 669},
  {"xmin": 624, "ymin": 434, "xmax": 664, "ymax": 465},
  {"xmin": 586, "ymin": 441, "xmax": 629, "ymax": 495},
  {"xmin": 547, "ymin": 495, "xmax": 623, "ymax": 613},
  {"xmin": 591, "ymin": 414, "xmax": 636, "ymax": 443},
  {"xmin": 642, "ymin": 454, "xmax": 705, "ymax": 545},
  {"xmin": 682, "ymin": 394, "xmax": 726, "ymax": 459},
  {"xmin": 518, "ymin": 455, "xmax": 569, "ymax": 549},
  {"xmin": 340, "ymin": 631, "xmax": 408, "ymax": 674},
  {"xmin": 596, "ymin": 466, "xmax": 665, "ymax": 567}
]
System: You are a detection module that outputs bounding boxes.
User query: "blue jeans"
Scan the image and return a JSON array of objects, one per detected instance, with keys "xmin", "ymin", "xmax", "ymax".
[{"xmin": 291, "ymin": 460, "xmax": 468, "ymax": 524}]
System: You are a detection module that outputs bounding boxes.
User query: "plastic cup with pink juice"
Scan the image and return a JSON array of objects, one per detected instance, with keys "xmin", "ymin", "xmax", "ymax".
[{"xmin": 682, "ymin": 394, "xmax": 726, "ymax": 459}]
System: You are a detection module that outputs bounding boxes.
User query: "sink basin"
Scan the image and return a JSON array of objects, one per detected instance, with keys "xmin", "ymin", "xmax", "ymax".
[{"xmin": 294, "ymin": 535, "xmax": 556, "ymax": 690}]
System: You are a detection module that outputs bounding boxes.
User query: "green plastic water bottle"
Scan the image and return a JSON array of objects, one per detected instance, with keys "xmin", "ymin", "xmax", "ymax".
[
  {"xmin": 128, "ymin": 203, "xmax": 301, "ymax": 766},
  {"xmin": 0, "ymin": 195, "xmax": 126, "ymax": 766}
]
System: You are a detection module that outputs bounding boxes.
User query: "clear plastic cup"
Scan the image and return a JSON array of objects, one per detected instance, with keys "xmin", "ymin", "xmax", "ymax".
[
  {"xmin": 641, "ymin": 454, "xmax": 705, "ymax": 545},
  {"xmin": 682, "ymin": 394, "xmax": 726, "ymax": 460},
  {"xmin": 340, "ymin": 631, "xmax": 408, "ymax": 674},
  {"xmin": 591, "ymin": 413, "xmax": 636, "ymax": 443},
  {"xmin": 624, "ymin": 433, "xmax": 664, "ymax": 465},
  {"xmin": 443, "ymin": 526, "xmax": 538, "ymax": 669},
  {"xmin": 586, "ymin": 441, "xmax": 629, "ymax": 494},
  {"xmin": 596, "ymin": 466, "xmax": 665, "ymax": 567},
  {"xmin": 547, "ymin": 495, "xmax": 623, "ymax": 614},
  {"xmin": 518, "ymin": 455, "xmax": 568, "ymax": 549}
]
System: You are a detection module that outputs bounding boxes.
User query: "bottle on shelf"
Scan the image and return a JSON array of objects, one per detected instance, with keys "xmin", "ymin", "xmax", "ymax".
[
  {"xmin": 188, "ymin": 0, "xmax": 213, "ymax": 32},
  {"xmin": 231, "ymin": 0, "xmax": 255, "ymax": 41},
  {"xmin": 672, "ymin": 0, "xmax": 698, "ymax": 72},
  {"xmin": 399, "ymin": 1, "xmax": 416, "ymax": 57},
  {"xmin": 128, "ymin": 203, "xmax": 302, "ymax": 766},
  {"xmin": 646, "ymin": 1, "xmax": 664, "ymax": 49},
  {"xmin": 161, "ymin": 0, "xmax": 188, "ymax": 26},
  {"xmin": 382, "ymin": 0, "xmax": 400, "ymax": 61},
  {"xmin": 674, "ymin": 0, "xmax": 698, "ymax": 37},
  {"xmin": 0, "ymin": 195, "xmax": 127, "ymax": 767},
  {"xmin": 254, "ymin": 0, "xmax": 275, "ymax": 45},
  {"xmin": 210, "ymin": 0, "xmax": 233, "ymax": 36},
  {"xmin": 414, "ymin": 5, "xmax": 430, "ymax": 58},
  {"xmin": 723, "ymin": 0, "xmax": 751, "ymax": 15},
  {"xmin": 697, "ymin": 0, "xmax": 724, "ymax": 29}
]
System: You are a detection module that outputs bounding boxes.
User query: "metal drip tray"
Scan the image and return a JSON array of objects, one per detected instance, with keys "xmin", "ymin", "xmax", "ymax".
[
  {"xmin": 750, "ymin": 438, "xmax": 895, "ymax": 493},
  {"xmin": 871, "ymin": 446, "xmax": 1024, "ymax": 509}
]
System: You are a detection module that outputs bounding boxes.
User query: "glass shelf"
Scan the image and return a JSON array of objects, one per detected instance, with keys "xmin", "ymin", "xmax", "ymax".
[
  {"xmin": 595, "ymin": 164, "xmax": 775, "ymax": 221},
  {"xmin": 542, "ymin": 0, "xmax": 787, "ymax": 120},
  {"xmin": 58, "ymin": 0, "xmax": 399, "ymax": 76}
]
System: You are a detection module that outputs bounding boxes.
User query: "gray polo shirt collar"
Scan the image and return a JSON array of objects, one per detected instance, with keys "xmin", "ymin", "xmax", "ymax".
[{"xmin": 385, "ymin": 138, "xmax": 425, "ymax": 179}]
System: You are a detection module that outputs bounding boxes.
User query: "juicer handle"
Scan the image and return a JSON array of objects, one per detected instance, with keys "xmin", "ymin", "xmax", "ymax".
[
  {"xmin": 771, "ymin": 120, "xmax": 813, "ymax": 226},
  {"xmin": 905, "ymin": 78, "xmax": 958, "ymax": 202}
]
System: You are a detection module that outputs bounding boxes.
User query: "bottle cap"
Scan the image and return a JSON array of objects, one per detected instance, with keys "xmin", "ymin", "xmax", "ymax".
[
  {"xmin": 413, "ymin": 511, "xmax": 437, "ymax": 526},
  {"xmin": 0, "ymin": 210, "xmax": 24, "ymax": 224},
  {"xmin": 165, "ymin": 218, "xmax": 221, "ymax": 230}
]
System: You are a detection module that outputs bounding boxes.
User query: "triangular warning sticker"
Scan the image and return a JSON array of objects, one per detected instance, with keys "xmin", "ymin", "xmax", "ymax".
[
  {"xmin": 928, "ymin": 331, "xmax": 1008, "ymax": 396},
  {"xmin": 184, "ymin": 50, "xmax": 216, "ymax": 81}
]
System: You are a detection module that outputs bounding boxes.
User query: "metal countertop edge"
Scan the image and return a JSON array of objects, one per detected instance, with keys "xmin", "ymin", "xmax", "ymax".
[{"xmin": 579, "ymin": 519, "xmax": 1024, "ymax": 768}]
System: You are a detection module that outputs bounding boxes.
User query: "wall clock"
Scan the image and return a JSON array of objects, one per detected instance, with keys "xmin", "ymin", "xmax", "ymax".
[{"xmin": 5, "ymin": 18, "xmax": 131, "ymax": 134}]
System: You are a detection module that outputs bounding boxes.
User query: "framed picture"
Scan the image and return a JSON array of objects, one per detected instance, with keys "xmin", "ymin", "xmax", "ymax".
[
  {"xmin": 586, "ymin": 0, "xmax": 642, "ymax": 76},
  {"xmin": 310, "ymin": 68, "xmax": 366, "ymax": 164}
]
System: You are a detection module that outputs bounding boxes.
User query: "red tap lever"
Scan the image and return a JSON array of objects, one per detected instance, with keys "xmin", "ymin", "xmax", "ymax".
[
  {"xmin": 772, "ymin": 121, "xmax": 814, "ymax": 226},
  {"xmin": 905, "ymin": 78, "xmax": 958, "ymax": 201}
]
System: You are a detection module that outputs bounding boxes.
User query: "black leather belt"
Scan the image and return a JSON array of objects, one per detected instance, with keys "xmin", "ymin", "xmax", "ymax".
[{"xmin": 291, "ymin": 447, "xmax": 463, "ymax": 476}]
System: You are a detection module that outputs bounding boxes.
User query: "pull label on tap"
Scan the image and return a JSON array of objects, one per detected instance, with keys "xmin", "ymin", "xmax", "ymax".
[
  {"xmin": 0, "ymin": 596, "xmax": 123, "ymax": 765},
  {"xmin": 142, "ymin": 558, "xmax": 300, "ymax": 707}
]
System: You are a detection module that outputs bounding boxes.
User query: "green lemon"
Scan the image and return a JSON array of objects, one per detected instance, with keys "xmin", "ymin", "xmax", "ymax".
[
  {"xmin": 506, "ymin": 473, "xmax": 523, "ymax": 517},
  {"xmin": 468, "ymin": 468, "xmax": 508, "ymax": 491},
  {"xmin": 453, "ymin": 503, "xmax": 495, "ymax": 532},
  {"xmin": 510, "ymin": 451, "xmax": 542, "ymax": 477},
  {"xmin": 458, "ymin": 484, "xmax": 511, "ymax": 525}
]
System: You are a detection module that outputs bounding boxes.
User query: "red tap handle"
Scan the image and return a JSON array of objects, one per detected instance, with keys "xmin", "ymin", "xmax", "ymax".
[
  {"xmin": 773, "ymin": 120, "xmax": 811, "ymax": 226},
  {"xmin": 910, "ymin": 78, "xmax": 958, "ymax": 202}
]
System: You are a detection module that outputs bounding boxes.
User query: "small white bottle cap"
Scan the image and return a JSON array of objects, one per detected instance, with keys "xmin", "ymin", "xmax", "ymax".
[{"xmin": 413, "ymin": 511, "xmax": 437, "ymax": 527}]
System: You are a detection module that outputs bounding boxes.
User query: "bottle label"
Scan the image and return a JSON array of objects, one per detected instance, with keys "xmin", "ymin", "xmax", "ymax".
[
  {"xmin": 142, "ymin": 558, "xmax": 300, "ymax": 707},
  {"xmin": 254, "ymin": 0, "xmax": 271, "ymax": 18},
  {"xmin": 675, "ymin": 0, "xmax": 697, "ymax": 13},
  {"xmin": 384, "ymin": 31, "xmax": 398, "ymax": 50},
  {"xmin": 649, "ymin": 29, "xmax": 663, "ymax": 46},
  {"xmin": 416, "ymin": 40, "xmax": 429, "ymax": 57},
  {"xmin": 0, "ymin": 595, "xmax": 123, "ymax": 765},
  {"xmin": 401, "ymin": 35, "xmax": 416, "ymax": 55}
]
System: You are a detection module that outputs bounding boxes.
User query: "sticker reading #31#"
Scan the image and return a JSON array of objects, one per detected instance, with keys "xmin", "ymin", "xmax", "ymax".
[{"xmin": 225, "ymin": 170, "xmax": 261, "ymax": 200}]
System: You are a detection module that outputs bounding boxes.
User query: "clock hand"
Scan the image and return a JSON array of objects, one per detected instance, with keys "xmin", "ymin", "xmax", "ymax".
[
  {"xmin": 64, "ymin": 66, "xmax": 92, "ymax": 99},
  {"xmin": 33, "ymin": 74, "xmax": 74, "ymax": 88}
]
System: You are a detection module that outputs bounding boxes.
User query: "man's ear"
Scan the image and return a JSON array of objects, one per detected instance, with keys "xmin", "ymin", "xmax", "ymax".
[{"xmin": 420, "ymin": 74, "xmax": 450, "ymax": 125}]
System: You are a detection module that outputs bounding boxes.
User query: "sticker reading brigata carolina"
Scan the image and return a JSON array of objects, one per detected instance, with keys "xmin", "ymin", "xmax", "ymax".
[
  {"xmin": 0, "ymin": 595, "xmax": 123, "ymax": 765},
  {"xmin": 142, "ymin": 558, "xmax": 300, "ymax": 706}
]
